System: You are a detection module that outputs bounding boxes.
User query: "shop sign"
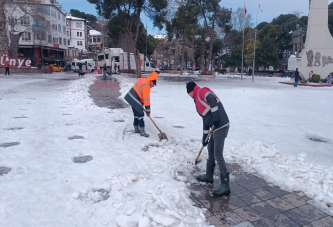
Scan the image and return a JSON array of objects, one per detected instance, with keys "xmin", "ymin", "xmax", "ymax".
[{"xmin": 0, "ymin": 54, "xmax": 32, "ymax": 68}]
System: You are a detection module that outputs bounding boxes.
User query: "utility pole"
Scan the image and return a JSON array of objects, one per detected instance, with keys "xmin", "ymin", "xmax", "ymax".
[
  {"xmin": 252, "ymin": 1, "xmax": 259, "ymax": 82},
  {"xmin": 241, "ymin": 0, "xmax": 246, "ymax": 81},
  {"xmin": 145, "ymin": 23, "xmax": 147, "ymax": 72}
]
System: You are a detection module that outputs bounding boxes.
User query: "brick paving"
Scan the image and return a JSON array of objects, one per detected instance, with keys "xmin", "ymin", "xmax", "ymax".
[{"xmin": 188, "ymin": 163, "xmax": 333, "ymax": 227}]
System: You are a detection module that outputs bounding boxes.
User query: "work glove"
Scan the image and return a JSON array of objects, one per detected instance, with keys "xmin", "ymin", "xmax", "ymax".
[
  {"xmin": 202, "ymin": 134, "xmax": 209, "ymax": 147},
  {"xmin": 212, "ymin": 120, "xmax": 220, "ymax": 128},
  {"xmin": 145, "ymin": 110, "xmax": 150, "ymax": 117}
]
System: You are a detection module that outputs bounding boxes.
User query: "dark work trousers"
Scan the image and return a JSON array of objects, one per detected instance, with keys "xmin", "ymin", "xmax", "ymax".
[
  {"xmin": 5, "ymin": 67, "xmax": 10, "ymax": 75},
  {"xmin": 207, "ymin": 126, "xmax": 229, "ymax": 176},
  {"xmin": 132, "ymin": 107, "xmax": 145, "ymax": 128}
]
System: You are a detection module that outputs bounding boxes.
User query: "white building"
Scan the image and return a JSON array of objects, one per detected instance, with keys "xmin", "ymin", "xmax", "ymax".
[
  {"xmin": 89, "ymin": 29, "xmax": 102, "ymax": 47},
  {"xmin": 66, "ymin": 15, "xmax": 88, "ymax": 52},
  {"xmin": 5, "ymin": 0, "xmax": 68, "ymax": 66}
]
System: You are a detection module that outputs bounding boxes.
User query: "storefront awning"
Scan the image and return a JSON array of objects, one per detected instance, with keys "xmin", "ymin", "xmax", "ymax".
[{"xmin": 43, "ymin": 57, "xmax": 66, "ymax": 61}]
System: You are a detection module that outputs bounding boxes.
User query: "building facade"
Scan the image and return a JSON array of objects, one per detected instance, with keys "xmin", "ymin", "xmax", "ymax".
[
  {"xmin": 66, "ymin": 15, "xmax": 88, "ymax": 53},
  {"xmin": 5, "ymin": 0, "xmax": 68, "ymax": 67}
]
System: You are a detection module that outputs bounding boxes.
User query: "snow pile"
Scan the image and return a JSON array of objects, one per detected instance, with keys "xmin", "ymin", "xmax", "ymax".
[{"xmin": 227, "ymin": 141, "xmax": 333, "ymax": 214}]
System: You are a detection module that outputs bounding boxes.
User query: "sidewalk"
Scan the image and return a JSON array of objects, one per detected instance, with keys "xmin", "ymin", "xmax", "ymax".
[{"xmin": 188, "ymin": 163, "xmax": 333, "ymax": 227}]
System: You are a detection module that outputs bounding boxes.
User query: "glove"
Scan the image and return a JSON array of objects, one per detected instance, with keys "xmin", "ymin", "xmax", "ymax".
[
  {"xmin": 202, "ymin": 134, "xmax": 209, "ymax": 147},
  {"xmin": 145, "ymin": 110, "xmax": 150, "ymax": 117},
  {"xmin": 212, "ymin": 120, "xmax": 220, "ymax": 128}
]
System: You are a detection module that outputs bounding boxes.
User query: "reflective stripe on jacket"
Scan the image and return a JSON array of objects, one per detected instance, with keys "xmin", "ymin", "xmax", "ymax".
[{"xmin": 133, "ymin": 78, "xmax": 151, "ymax": 108}]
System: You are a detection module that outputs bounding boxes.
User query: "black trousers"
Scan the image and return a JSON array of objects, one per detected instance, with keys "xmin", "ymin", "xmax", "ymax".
[
  {"xmin": 132, "ymin": 107, "xmax": 145, "ymax": 127},
  {"xmin": 5, "ymin": 67, "xmax": 9, "ymax": 75}
]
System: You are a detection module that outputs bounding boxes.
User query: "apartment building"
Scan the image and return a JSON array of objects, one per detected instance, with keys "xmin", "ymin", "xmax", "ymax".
[
  {"xmin": 66, "ymin": 15, "xmax": 89, "ymax": 52},
  {"xmin": 5, "ymin": 0, "xmax": 68, "ymax": 66}
]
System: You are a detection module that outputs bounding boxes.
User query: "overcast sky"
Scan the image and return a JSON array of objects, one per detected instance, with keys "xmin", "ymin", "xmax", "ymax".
[{"xmin": 57, "ymin": 0, "xmax": 332, "ymax": 35}]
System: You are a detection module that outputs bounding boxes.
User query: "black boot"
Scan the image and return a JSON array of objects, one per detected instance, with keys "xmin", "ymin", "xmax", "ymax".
[
  {"xmin": 213, "ymin": 172, "xmax": 230, "ymax": 197},
  {"xmin": 197, "ymin": 160, "xmax": 215, "ymax": 184}
]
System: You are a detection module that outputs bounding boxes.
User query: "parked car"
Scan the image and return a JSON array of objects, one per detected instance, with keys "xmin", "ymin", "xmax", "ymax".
[
  {"xmin": 63, "ymin": 64, "xmax": 71, "ymax": 72},
  {"xmin": 50, "ymin": 64, "xmax": 64, "ymax": 72}
]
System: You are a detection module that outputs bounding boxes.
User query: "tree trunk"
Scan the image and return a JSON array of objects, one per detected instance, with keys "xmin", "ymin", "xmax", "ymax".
[
  {"xmin": 9, "ymin": 32, "xmax": 23, "ymax": 62},
  {"xmin": 180, "ymin": 38, "xmax": 185, "ymax": 75},
  {"xmin": 173, "ymin": 39, "xmax": 179, "ymax": 71},
  {"xmin": 0, "ymin": 1, "xmax": 9, "ymax": 55},
  {"xmin": 207, "ymin": 31, "xmax": 214, "ymax": 71},
  {"xmin": 200, "ymin": 34, "xmax": 205, "ymax": 72}
]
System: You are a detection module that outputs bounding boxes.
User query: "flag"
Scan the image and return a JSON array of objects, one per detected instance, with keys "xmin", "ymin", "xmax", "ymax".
[
  {"xmin": 258, "ymin": 3, "xmax": 263, "ymax": 12},
  {"xmin": 244, "ymin": 5, "xmax": 247, "ymax": 15}
]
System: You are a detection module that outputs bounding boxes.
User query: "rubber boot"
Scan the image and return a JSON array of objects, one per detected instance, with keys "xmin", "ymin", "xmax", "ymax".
[
  {"xmin": 140, "ymin": 127, "xmax": 149, "ymax": 137},
  {"xmin": 196, "ymin": 160, "xmax": 215, "ymax": 184},
  {"xmin": 213, "ymin": 172, "xmax": 230, "ymax": 197},
  {"xmin": 134, "ymin": 126, "xmax": 140, "ymax": 133}
]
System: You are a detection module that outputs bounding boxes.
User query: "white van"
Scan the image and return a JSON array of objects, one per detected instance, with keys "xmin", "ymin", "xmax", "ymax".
[{"xmin": 71, "ymin": 59, "xmax": 96, "ymax": 73}]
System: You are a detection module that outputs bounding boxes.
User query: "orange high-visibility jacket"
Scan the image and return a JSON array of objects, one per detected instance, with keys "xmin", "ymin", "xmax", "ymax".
[{"xmin": 132, "ymin": 71, "xmax": 159, "ymax": 107}]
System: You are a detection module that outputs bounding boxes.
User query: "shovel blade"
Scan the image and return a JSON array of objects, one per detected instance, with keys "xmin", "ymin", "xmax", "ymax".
[{"xmin": 158, "ymin": 132, "xmax": 168, "ymax": 141}]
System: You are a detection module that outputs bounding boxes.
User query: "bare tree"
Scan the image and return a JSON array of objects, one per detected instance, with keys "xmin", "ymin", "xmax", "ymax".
[
  {"xmin": 0, "ymin": 1, "xmax": 10, "ymax": 55},
  {"xmin": 230, "ymin": 7, "xmax": 253, "ymax": 31}
]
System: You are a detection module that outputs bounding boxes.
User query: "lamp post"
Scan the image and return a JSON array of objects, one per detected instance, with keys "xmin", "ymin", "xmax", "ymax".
[{"xmin": 252, "ymin": 1, "xmax": 259, "ymax": 82}]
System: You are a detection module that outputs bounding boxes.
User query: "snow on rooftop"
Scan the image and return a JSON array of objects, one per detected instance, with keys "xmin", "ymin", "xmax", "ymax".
[
  {"xmin": 66, "ymin": 15, "xmax": 86, "ymax": 21},
  {"xmin": 89, "ymin": 30, "xmax": 101, "ymax": 36}
]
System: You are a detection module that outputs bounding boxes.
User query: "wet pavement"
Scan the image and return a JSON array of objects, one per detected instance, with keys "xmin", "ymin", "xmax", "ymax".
[
  {"xmin": 89, "ymin": 76, "xmax": 127, "ymax": 109},
  {"xmin": 188, "ymin": 162, "xmax": 333, "ymax": 226}
]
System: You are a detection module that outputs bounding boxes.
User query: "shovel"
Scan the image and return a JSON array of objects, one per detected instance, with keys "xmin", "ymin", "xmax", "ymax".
[
  {"xmin": 143, "ymin": 110, "xmax": 168, "ymax": 141},
  {"xmin": 195, "ymin": 126, "xmax": 214, "ymax": 165}
]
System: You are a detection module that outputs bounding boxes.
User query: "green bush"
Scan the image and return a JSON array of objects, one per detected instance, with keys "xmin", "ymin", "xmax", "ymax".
[
  {"xmin": 312, "ymin": 74, "xmax": 321, "ymax": 83},
  {"xmin": 300, "ymin": 79, "xmax": 307, "ymax": 84},
  {"xmin": 321, "ymin": 79, "xmax": 328, "ymax": 83}
]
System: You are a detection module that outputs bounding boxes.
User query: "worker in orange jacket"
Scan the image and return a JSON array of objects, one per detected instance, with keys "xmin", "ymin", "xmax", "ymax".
[
  {"xmin": 124, "ymin": 71, "xmax": 159, "ymax": 137},
  {"xmin": 4, "ymin": 57, "xmax": 10, "ymax": 76}
]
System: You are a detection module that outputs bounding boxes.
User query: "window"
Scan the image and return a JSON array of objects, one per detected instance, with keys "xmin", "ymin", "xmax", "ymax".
[
  {"xmin": 80, "ymin": 32, "xmax": 82, "ymax": 37},
  {"xmin": 97, "ymin": 36, "xmax": 101, "ymax": 43},
  {"xmin": 67, "ymin": 31, "xmax": 69, "ymax": 36},
  {"xmin": 77, "ymin": 32, "xmax": 79, "ymax": 37},
  {"xmin": 48, "ymin": 35, "xmax": 51, "ymax": 43},
  {"xmin": 59, "ymin": 38, "xmax": 62, "ymax": 44},
  {"xmin": 89, "ymin": 38, "xmax": 92, "ymax": 42},
  {"xmin": 93, "ymin": 36, "xmax": 96, "ymax": 43},
  {"xmin": 68, "ymin": 40, "xmax": 70, "ymax": 45},
  {"xmin": 80, "ymin": 41, "xmax": 82, "ymax": 46},
  {"xmin": 77, "ymin": 41, "xmax": 80, "ymax": 46},
  {"xmin": 63, "ymin": 15, "xmax": 65, "ymax": 22},
  {"xmin": 58, "ymin": 11, "xmax": 60, "ymax": 20},
  {"xmin": 53, "ymin": 37, "xmax": 58, "ymax": 44},
  {"xmin": 51, "ymin": 10, "xmax": 56, "ymax": 18},
  {"xmin": 66, "ymin": 21, "xmax": 68, "ymax": 26},
  {"xmin": 52, "ymin": 23, "xmax": 57, "ymax": 31},
  {"xmin": 76, "ymin": 22, "xmax": 82, "ymax": 28},
  {"xmin": 21, "ymin": 17, "xmax": 30, "ymax": 25},
  {"xmin": 63, "ymin": 26, "xmax": 66, "ymax": 34},
  {"xmin": 8, "ymin": 16, "xmax": 17, "ymax": 24},
  {"xmin": 58, "ymin": 24, "xmax": 61, "ymax": 32},
  {"xmin": 21, "ymin": 32, "xmax": 31, "ymax": 41},
  {"xmin": 105, "ymin": 54, "xmax": 109, "ymax": 59},
  {"xmin": 98, "ymin": 55, "xmax": 104, "ymax": 61},
  {"xmin": 63, "ymin": 38, "xmax": 66, "ymax": 45}
]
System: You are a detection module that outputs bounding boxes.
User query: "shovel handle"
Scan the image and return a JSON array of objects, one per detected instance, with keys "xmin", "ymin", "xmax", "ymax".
[
  {"xmin": 195, "ymin": 126, "xmax": 214, "ymax": 164},
  {"xmin": 143, "ymin": 109, "xmax": 163, "ymax": 133}
]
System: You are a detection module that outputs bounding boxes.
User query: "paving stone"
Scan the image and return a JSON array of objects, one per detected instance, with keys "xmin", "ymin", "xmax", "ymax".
[
  {"xmin": 302, "ymin": 216, "xmax": 333, "ymax": 227},
  {"xmin": 233, "ymin": 206, "xmax": 263, "ymax": 222},
  {"xmin": 251, "ymin": 202, "xmax": 280, "ymax": 218},
  {"xmin": 251, "ymin": 188, "xmax": 277, "ymax": 201},
  {"xmin": 231, "ymin": 221, "xmax": 255, "ymax": 227},
  {"xmin": 236, "ymin": 191, "xmax": 262, "ymax": 205},
  {"xmin": 228, "ymin": 196, "xmax": 248, "ymax": 210},
  {"xmin": 251, "ymin": 218, "xmax": 276, "ymax": 227},
  {"xmin": 230, "ymin": 183, "xmax": 247, "ymax": 195},
  {"xmin": 280, "ymin": 193, "xmax": 307, "ymax": 207},
  {"xmin": 206, "ymin": 215, "xmax": 222, "ymax": 225},
  {"xmin": 297, "ymin": 204, "xmax": 327, "ymax": 221},
  {"xmin": 267, "ymin": 213, "xmax": 301, "ymax": 227},
  {"xmin": 283, "ymin": 207, "xmax": 318, "ymax": 225},
  {"xmin": 265, "ymin": 197, "xmax": 295, "ymax": 212},
  {"xmin": 215, "ymin": 209, "xmax": 245, "ymax": 226},
  {"xmin": 237, "ymin": 179, "xmax": 264, "ymax": 191},
  {"xmin": 263, "ymin": 186, "xmax": 289, "ymax": 197}
]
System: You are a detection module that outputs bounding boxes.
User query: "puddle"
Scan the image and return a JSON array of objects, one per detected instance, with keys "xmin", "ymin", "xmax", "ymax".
[
  {"xmin": 114, "ymin": 119, "xmax": 125, "ymax": 122},
  {"xmin": 0, "ymin": 167, "xmax": 11, "ymax": 175},
  {"xmin": 14, "ymin": 116, "xmax": 28, "ymax": 119},
  {"xmin": 309, "ymin": 138, "xmax": 327, "ymax": 143},
  {"xmin": 0, "ymin": 142, "xmax": 20, "ymax": 148},
  {"xmin": 173, "ymin": 126, "xmax": 184, "ymax": 129},
  {"xmin": 73, "ymin": 156, "xmax": 93, "ymax": 163},
  {"xmin": 5, "ymin": 127, "xmax": 24, "ymax": 130},
  {"xmin": 68, "ymin": 136, "xmax": 84, "ymax": 140},
  {"xmin": 89, "ymin": 76, "xmax": 127, "ymax": 109}
]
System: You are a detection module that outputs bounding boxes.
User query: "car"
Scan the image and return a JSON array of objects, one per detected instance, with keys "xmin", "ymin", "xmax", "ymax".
[{"xmin": 50, "ymin": 64, "xmax": 64, "ymax": 72}]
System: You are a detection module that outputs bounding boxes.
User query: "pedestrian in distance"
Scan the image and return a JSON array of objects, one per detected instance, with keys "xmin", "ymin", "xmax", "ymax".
[
  {"xmin": 309, "ymin": 70, "xmax": 313, "ymax": 81},
  {"xmin": 78, "ymin": 64, "xmax": 83, "ymax": 77},
  {"xmin": 328, "ymin": 73, "xmax": 332, "ymax": 87},
  {"xmin": 186, "ymin": 81, "xmax": 231, "ymax": 197},
  {"xmin": 294, "ymin": 68, "xmax": 300, "ymax": 87},
  {"xmin": 124, "ymin": 71, "xmax": 159, "ymax": 137},
  {"xmin": 103, "ymin": 62, "xmax": 107, "ymax": 79},
  {"xmin": 82, "ymin": 63, "xmax": 87, "ymax": 75},
  {"xmin": 4, "ymin": 57, "xmax": 10, "ymax": 76},
  {"xmin": 94, "ymin": 64, "xmax": 98, "ymax": 74}
]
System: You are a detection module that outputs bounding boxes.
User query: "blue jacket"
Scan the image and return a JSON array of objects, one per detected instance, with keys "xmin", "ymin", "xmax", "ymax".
[{"xmin": 294, "ymin": 70, "xmax": 300, "ymax": 81}]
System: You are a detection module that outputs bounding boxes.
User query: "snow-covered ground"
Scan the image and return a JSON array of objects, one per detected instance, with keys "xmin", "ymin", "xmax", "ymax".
[{"xmin": 0, "ymin": 72, "xmax": 332, "ymax": 227}]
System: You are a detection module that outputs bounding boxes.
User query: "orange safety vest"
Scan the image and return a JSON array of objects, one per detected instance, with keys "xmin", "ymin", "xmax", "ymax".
[{"xmin": 133, "ymin": 78, "xmax": 151, "ymax": 106}]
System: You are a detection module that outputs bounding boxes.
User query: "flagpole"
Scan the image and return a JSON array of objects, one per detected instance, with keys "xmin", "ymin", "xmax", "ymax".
[
  {"xmin": 252, "ymin": 2, "xmax": 259, "ymax": 82},
  {"xmin": 241, "ymin": 0, "xmax": 245, "ymax": 81}
]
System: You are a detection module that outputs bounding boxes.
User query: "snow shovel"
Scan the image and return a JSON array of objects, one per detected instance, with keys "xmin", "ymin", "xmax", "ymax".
[
  {"xmin": 195, "ymin": 126, "xmax": 214, "ymax": 165},
  {"xmin": 143, "ymin": 110, "xmax": 168, "ymax": 141}
]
